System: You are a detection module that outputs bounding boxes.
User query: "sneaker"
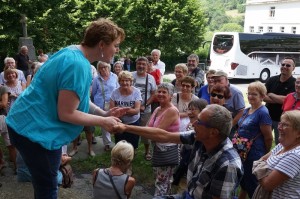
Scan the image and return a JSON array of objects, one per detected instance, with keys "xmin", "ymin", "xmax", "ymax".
[
  {"xmin": 92, "ymin": 136, "xmax": 97, "ymax": 144},
  {"xmin": 89, "ymin": 151, "xmax": 96, "ymax": 157},
  {"xmin": 68, "ymin": 149, "xmax": 78, "ymax": 157}
]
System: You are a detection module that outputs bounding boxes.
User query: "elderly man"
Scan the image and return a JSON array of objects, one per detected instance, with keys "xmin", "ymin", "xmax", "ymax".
[
  {"xmin": 15, "ymin": 45, "xmax": 32, "ymax": 77},
  {"xmin": 212, "ymin": 70, "xmax": 245, "ymax": 136},
  {"xmin": 151, "ymin": 49, "xmax": 165, "ymax": 83},
  {"xmin": 0, "ymin": 57, "xmax": 27, "ymax": 85},
  {"xmin": 132, "ymin": 57, "xmax": 157, "ymax": 160},
  {"xmin": 187, "ymin": 54, "xmax": 205, "ymax": 94},
  {"xmin": 264, "ymin": 57, "xmax": 296, "ymax": 144},
  {"xmin": 114, "ymin": 104, "xmax": 243, "ymax": 199}
]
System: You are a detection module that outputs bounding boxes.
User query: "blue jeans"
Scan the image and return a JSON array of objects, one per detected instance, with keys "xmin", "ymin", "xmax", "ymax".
[
  {"xmin": 8, "ymin": 126, "xmax": 61, "ymax": 199},
  {"xmin": 272, "ymin": 120, "xmax": 279, "ymax": 144}
]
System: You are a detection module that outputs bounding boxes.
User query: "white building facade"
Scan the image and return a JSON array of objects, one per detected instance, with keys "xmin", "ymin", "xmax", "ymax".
[{"xmin": 244, "ymin": 0, "xmax": 300, "ymax": 34}]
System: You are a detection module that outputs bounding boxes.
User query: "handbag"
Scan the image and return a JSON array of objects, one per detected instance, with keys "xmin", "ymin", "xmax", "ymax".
[
  {"xmin": 59, "ymin": 163, "xmax": 74, "ymax": 188},
  {"xmin": 152, "ymin": 144, "xmax": 179, "ymax": 167},
  {"xmin": 232, "ymin": 112, "xmax": 261, "ymax": 162}
]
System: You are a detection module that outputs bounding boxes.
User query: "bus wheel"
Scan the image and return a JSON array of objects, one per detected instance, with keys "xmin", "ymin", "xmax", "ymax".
[{"xmin": 259, "ymin": 69, "xmax": 270, "ymax": 83}]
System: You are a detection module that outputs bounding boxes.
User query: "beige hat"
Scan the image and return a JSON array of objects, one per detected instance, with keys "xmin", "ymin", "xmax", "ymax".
[{"xmin": 212, "ymin": 70, "xmax": 228, "ymax": 78}]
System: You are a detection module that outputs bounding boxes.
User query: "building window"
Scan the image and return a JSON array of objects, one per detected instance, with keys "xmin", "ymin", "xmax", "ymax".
[
  {"xmin": 280, "ymin": 27, "xmax": 285, "ymax": 33},
  {"xmin": 259, "ymin": 26, "xmax": 263, "ymax": 33},
  {"xmin": 249, "ymin": 26, "xmax": 254, "ymax": 33},
  {"xmin": 292, "ymin": 27, "xmax": 296, "ymax": 34},
  {"xmin": 268, "ymin": 27, "xmax": 273, "ymax": 32},
  {"xmin": 270, "ymin": 6, "xmax": 275, "ymax": 17}
]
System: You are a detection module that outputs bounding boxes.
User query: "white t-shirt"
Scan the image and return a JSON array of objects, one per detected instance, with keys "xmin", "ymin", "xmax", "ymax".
[
  {"xmin": 132, "ymin": 72, "xmax": 157, "ymax": 114},
  {"xmin": 267, "ymin": 144, "xmax": 300, "ymax": 198}
]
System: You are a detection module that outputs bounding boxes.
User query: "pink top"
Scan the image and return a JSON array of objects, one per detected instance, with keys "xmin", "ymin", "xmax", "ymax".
[{"xmin": 148, "ymin": 105, "xmax": 180, "ymax": 132}]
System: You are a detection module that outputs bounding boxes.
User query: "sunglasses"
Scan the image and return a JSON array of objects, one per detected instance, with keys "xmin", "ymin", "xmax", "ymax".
[
  {"xmin": 196, "ymin": 119, "xmax": 212, "ymax": 128},
  {"xmin": 211, "ymin": 92, "xmax": 224, "ymax": 99},
  {"xmin": 281, "ymin": 63, "xmax": 292, "ymax": 67}
]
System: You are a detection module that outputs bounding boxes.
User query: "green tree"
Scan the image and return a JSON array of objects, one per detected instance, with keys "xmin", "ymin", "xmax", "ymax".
[
  {"xmin": 219, "ymin": 23, "xmax": 243, "ymax": 32},
  {"xmin": 0, "ymin": 0, "xmax": 207, "ymax": 66}
]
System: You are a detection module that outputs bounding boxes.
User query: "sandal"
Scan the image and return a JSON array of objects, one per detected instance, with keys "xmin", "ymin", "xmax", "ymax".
[{"xmin": 145, "ymin": 153, "xmax": 152, "ymax": 161}]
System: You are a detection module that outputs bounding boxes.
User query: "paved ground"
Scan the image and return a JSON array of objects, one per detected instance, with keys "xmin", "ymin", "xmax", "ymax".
[{"xmin": 0, "ymin": 136, "xmax": 153, "ymax": 199}]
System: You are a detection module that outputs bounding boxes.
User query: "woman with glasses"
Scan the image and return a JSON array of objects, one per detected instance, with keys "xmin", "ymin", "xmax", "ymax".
[
  {"xmin": 198, "ymin": 69, "xmax": 216, "ymax": 104},
  {"xmin": 209, "ymin": 84, "xmax": 231, "ymax": 106},
  {"xmin": 258, "ymin": 110, "xmax": 300, "ymax": 198},
  {"xmin": 235, "ymin": 81, "xmax": 273, "ymax": 199},
  {"xmin": 172, "ymin": 76, "xmax": 199, "ymax": 131},
  {"xmin": 282, "ymin": 76, "xmax": 300, "ymax": 112}
]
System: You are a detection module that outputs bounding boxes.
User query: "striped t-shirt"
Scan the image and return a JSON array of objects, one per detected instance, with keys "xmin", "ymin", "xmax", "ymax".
[{"xmin": 267, "ymin": 144, "xmax": 300, "ymax": 198}]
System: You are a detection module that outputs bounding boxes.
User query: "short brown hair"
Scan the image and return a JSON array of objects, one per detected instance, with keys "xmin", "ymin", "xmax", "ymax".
[
  {"xmin": 81, "ymin": 18, "xmax": 125, "ymax": 47},
  {"xmin": 181, "ymin": 76, "xmax": 196, "ymax": 87}
]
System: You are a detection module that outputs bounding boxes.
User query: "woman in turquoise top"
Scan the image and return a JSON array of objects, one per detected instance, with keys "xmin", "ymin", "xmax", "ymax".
[{"xmin": 6, "ymin": 18, "xmax": 125, "ymax": 199}]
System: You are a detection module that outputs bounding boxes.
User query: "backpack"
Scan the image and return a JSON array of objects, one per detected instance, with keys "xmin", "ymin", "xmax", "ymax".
[{"xmin": 59, "ymin": 163, "xmax": 74, "ymax": 188}]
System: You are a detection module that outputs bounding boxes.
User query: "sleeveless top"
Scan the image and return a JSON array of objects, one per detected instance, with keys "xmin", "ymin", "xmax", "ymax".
[
  {"xmin": 93, "ymin": 168, "xmax": 129, "ymax": 199},
  {"xmin": 148, "ymin": 105, "xmax": 180, "ymax": 147}
]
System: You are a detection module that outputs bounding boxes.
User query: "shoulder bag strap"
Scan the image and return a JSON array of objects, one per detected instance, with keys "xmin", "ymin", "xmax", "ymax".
[
  {"xmin": 98, "ymin": 76, "xmax": 106, "ymax": 108},
  {"xmin": 107, "ymin": 169, "xmax": 122, "ymax": 199},
  {"xmin": 144, "ymin": 74, "xmax": 148, "ymax": 107},
  {"xmin": 177, "ymin": 93, "xmax": 179, "ymax": 104}
]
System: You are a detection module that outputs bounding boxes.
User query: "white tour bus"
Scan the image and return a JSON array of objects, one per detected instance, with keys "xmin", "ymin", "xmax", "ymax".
[{"xmin": 208, "ymin": 32, "xmax": 300, "ymax": 82}]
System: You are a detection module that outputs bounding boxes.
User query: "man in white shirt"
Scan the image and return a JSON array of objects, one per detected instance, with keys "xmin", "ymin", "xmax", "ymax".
[{"xmin": 151, "ymin": 49, "xmax": 165, "ymax": 83}]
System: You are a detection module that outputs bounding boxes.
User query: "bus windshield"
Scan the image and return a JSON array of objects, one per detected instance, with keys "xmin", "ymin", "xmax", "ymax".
[{"xmin": 213, "ymin": 35, "xmax": 234, "ymax": 54}]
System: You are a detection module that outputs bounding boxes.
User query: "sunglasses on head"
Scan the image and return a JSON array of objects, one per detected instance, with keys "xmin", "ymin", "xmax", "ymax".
[
  {"xmin": 281, "ymin": 63, "xmax": 292, "ymax": 67},
  {"xmin": 211, "ymin": 92, "xmax": 224, "ymax": 99}
]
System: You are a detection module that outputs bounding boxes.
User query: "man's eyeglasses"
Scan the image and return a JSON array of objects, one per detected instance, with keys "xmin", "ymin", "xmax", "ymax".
[
  {"xmin": 211, "ymin": 92, "xmax": 224, "ymax": 99},
  {"xmin": 196, "ymin": 119, "xmax": 212, "ymax": 128},
  {"xmin": 281, "ymin": 63, "xmax": 292, "ymax": 68}
]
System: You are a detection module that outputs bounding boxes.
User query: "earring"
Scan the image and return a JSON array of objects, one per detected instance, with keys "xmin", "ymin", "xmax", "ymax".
[{"xmin": 101, "ymin": 52, "xmax": 103, "ymax": 58}]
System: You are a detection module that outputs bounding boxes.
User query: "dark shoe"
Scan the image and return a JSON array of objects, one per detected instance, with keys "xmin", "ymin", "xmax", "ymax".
[
  {"xmin": 92, "ymin": 136, "xmax": 97, "ymax": 144},
  {"xmin": 77, "ymin": 137, "xmax": 82, "ymax": 146},
  {"xmin": 104, "ymin": 145, "xmax": 111, "ymax": 151}
]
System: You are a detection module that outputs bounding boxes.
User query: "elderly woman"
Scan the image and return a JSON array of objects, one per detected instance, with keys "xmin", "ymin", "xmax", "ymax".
[
  {"xmin": 110, "ymin": 71, "xmax": 142, "ymax": 150},
  {"xmin": 148, "ymin": 82, "xmax": 180, "ymax": 196},
  {"xmin": 234, "ymin": 81, "xmax": 273, "ymax": 199},
  {"xmin": 171, "ymin": 63, "xmax": 188, "ymax": 93},
  {"xmin": 209, "ymin": 84, "xmax": 231, "ymax": 106},
  {"xmin": 197, "ymin": 69, "xmax": 216, "ymax": 104},
  {"xmin": 113, "ymin": 61, "xmax": 123, "ymax": 77},
  {"xmin": 92, "ymin": 61, "xmax": 119, "ymax": 151},
  {"xmin": 26, "ymin": 62, "xmax": 43, "ymax": 87},
  {"xmin": 4, "ymin": 68, "xmax": 26, "ymax": 111},
  {"xmin": 172, "ymin": 76, "xmax": 199, "ymax": 131},
  {"xmin": 259, "ymin": 110, "xmax": 300, "ymax": 198},
  {"xmin": 93, "ymin": 140, "xmax": 136, "ymax": 199},
  {"xmin": 282, "ymin": 76, "xmax": 300, "ymax": 111}
]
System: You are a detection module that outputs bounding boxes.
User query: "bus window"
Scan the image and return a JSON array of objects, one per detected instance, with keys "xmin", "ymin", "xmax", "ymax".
[{"xmin": 213, "ymin": 35, "xmax": 233, "ymax": 54}]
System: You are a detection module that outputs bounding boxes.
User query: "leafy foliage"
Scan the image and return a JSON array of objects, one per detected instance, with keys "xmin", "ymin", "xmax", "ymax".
[{"xmin": 0, "ymin": 0, "xmax": 206, "ymax": 58}]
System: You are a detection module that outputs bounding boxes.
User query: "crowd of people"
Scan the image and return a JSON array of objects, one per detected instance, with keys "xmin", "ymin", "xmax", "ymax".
[{"xmin": 0, "ymin": 17, "xmax": 299, "ymax": 199}]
